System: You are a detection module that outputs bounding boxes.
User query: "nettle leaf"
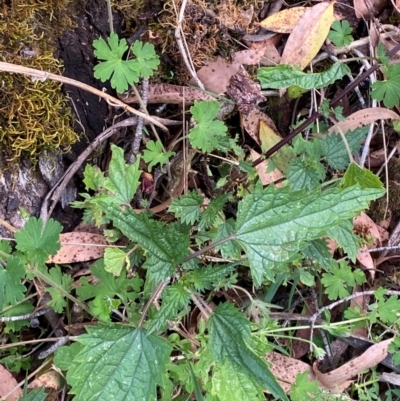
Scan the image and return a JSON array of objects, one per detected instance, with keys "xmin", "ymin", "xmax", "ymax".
[
  {"xmin": 209, "ymin": 303, "xmax": 288, "ymax": 400},
  {"xmin": 189, "ymin": 101, "xmax": 228, "ymax": 153},
  {"xmin": 327, "ymin": 220, "xmax": 360, "ymax": 261},
  {"xmin": 341, "ymin": 163, "xmax": 385, "ymax": 190},
  {"xmin": 235, "ymin": 183, "xmax": 384, "ymax": 285},
  {"xmin": 257, "ymin": 62, "xmax": 350, "ymax": 90},
  {"xmin": 169, "ymin": 191, "xmax": 204, "ymax": 224},
  {"xmin": 148, "ymin": 282, "xmax": 191, "ymax": 333},
  {"xmin": 0, "ymin": 256, "xmax": 26, "ymax": 310},
  {"xmin": 287, "ymin": 157, "xmax": 326, "ymax": 191},
  {"xmin": 68, "ymin": 325, "xmax": 172, "ymax": 401},
  {"xmin": 142, "ymin": 140, "xmax": 175, "ymax": 171},
  {"xmin": 199, "ymin": 193, "xmax": 230, "ymax": 230},
  {"xmin": 321, "ymin": 126, "xmax": 369, "ymax": 170},
  {"xmin": 104, "ymin": 145, "xmax": 142, "ymax": 204},
  {"xmin": 303, "ymin": 239, "xmax": 335, "ymax": 269},
  {"xmin": 328, "ymin": 20, "xmax": 353, "ymax": 47},
  {"xmin": 44, "ymin": 266, "xmax": 74, "ymax": 313},
  {"xmin": 211, "ymin": 361, "xmax": 264, "ymax": 401},
  {"xmin": 131, "ymin": 41, "xmax": 160, "ymax": 78},
  {"xmin": 371, "ymin": 63, "xmax": 400, "ymax": 108},
  {"xmin": 14, "ymin": 217, "xmax": 62, "ymax": 264},
  {"xmin": 214, "ymin": 220, "xmax": 242, "ymax": 259},
  {"xmin": 100, "ymin": 205, "xmax": 189, "ymax": 291},
  {"xmin": 93, "ymin": 33, "xmax": 140, "ymax": 93}
]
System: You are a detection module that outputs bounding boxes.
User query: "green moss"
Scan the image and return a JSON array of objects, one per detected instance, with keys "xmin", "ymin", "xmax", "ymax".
[{"xmin": 0, "ymin": 0, "xmax": 78, "ymax": 162}]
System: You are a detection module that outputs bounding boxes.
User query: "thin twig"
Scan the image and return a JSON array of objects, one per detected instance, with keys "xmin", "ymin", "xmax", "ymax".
[{"xmin": 0, "ymin": 61, "xmax": 168, "ymax": 132}]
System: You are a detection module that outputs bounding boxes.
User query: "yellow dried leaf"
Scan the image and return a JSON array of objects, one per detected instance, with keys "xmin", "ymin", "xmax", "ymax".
[
  {"xmin": 281, "ymin": 1, "xmax": 336, "ymax": 70},
  {"xmin": 260, "ymin": 7, "xmax": 307, "ymax": 33}
]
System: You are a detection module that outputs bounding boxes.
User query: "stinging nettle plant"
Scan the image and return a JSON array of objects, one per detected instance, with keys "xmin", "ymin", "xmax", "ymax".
[{"xmin": 1, "ymin": 30, "xmax": 398, "ymax": 401}]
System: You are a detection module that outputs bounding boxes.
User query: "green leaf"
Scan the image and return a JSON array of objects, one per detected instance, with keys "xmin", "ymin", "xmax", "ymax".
[
  {"xmin": 371, "ymin": 63, "xmax": 400, "ymax": 108},
  {"xmin": 104, "ymin": 145, "xmax": 142, "ymax": 203},
  {"xmin": 143, "ymin": 140, "xmax": 175, "ymax": 170},
  {"xmin": 341, "ymin": 162, "xmax": 385, "ymax": 190},
  {"xmin": 199, "ymin": 193, "xmax": 229, "ymax": 230},
  {"xmin": 377, "ymin": 42, "xmax": 390, "ymax": 66},
  {"xmin": 290, "ymin": 372, "xmax": 319, "ymax": 401},
  {"xmin": 44, "ymin": 266, "xmax": 74, "ymax": 313},
  {"xmin": 169, "ymin": 191, "xmax": 204, "ymax": 224},
  {"xmin": 376, "ymin": 295, "xmax": 400, "ymax": 324},
  {"xmin": 148, "ymin": 282, "xmax": 191, "ymax": 333},
  {"xmin": 90, "ymin": 296, "xmax": 121, "ymax": 322},
  {"xmin": 303, "ymin": 239, "xmax": 335, "ymax": 269},
  {"xmin": 214, "ymin": 220, "xmax": 242, "ymax": 259},
  {"xmin": 131, "ymin": 41, "xmax": 160, "ymax": 78},
  {"xmin": 211, "ymin": 361, "xmax": 264, "ymax": 401},
  {"xmin": 93, "ymin": 34, "xmax": 140, "ymax": 93},
  {"xmin": 235, "ymin": 184, "xmax": 384, "ymax": 285},
  {"xmin": 327, "ymin": 220, "xmax": 360, "ymax": 261},
  {"xmin": 104, "ymin": 247, "xmax": 128, "ymax": 276},
  {"xmin": 328, "ymin": 20, "xmax": 353, "ymax": 47},
  {"xmin": 287, "ymin": 157, "xmax": 326, "ymax": 190},
  {"xmin": 321, "ymin": 261, "xmax": 365, "ymax": 300},
  {"xmin": 0, "ymin": 256, "xmax": 26, "ymax": 310},
  {"xmin": 257, "ymin": 62, "xmax": 350, "ymax": 90},
  {"xmin": 189, "ymin": 101, "xmax": 228, "ymax": 153},
  {"xmin": 83, "ymin": 164, "xmax": 105, "ymax": 190},
  {"xmin": 321, "ymin": 126, "xmax": 369, "ymax": 170},
  {"xmin": 54, "ymin": 342, "xmax": 84, "ymax": 371},
  {"xmin": 19, "ymin": 387, "xmax": 47, "ymax": 401},
  {"xmin": 209, "ymin": 303, "xmax": 288, "ymax": 400},
  {"xmin": 14, "ymin": 217, "xmax": 62, "ymax": 264},
  {"xmin": 77, "ymin": 259, "xmax": 142, "ymax": 304},
  {"xmin": 99, "ymin": 205, "xmax": 189, "ymax": 291},
  {"xmin": 1, "ymin": 301, "xmax": 33, "ymax": 333},
  {"xmin": 68, "ymin": 325, "xmax": 172, "ymax": 401}
]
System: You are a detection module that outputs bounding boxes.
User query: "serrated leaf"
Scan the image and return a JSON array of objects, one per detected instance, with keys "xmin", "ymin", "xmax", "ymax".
[
  {"xmin": 328, "ymin": 20, "xmax": 353, "ymax": 47},
  {"xmin": 169, "ymin": 191, "xmax": 203, "ymax": 224},
  {"xmin": 83, "ymin": 164, "xmax": 105, "ymax": 190},
  {"xmin": 142, "ymin": 140, "xmax": 175, "ymax": 170},
  {"xmin": 211, "ymin": 361, "xmax": 264, "ymax": 401},
  {"xmin": 371, "ymin": 64, "xmax": 400, "ymax": 108},
  {"xmin": 90, "ymin": 296, "xmax": 121, "ymax": 322},
  {"xmin": 214, "ymin": 220, "xmax": 242, "ymax": 259},
  {"xmin": 189, "ymin": 101, "xmax": 228, "ymax": 152},
  {"xmin": 290, "ymin": 372, "xmax": 318, "ymax": 401},
  {"xmin": 209, "ymin": 303, "xmax": 288, "ymax": 400},
  {"xmin": 235, "ymin": 184, "xmax": 384, "ymax": 285},
  {"xmin": 287, "ymin": 157, "xmax": 326, "ymax": 190},
  {"xmin": 131, "ymin": 41, "xmax": 160, "ymax": 78},
  {"xmin": 44, "ymin": 266, "xmax": 74, "ymax": 313},
  {"xmin": 68, "ymin": 325, "xmax": 172, "ymax": 401},
  {"xmin": 93, "ymin": 33, "xmax": 141, "ymax": 93},
  {"xmin": 54, "ymin": 342, "xmax": 84, "ymax": 371},
  {"xmin": 14, "ymin": 217, "xmax": 62, "ymax": 264},
  {"xmin": 327, "ymin": 220, "xmax": 360, "ymax": 261},
  {"xmin": 341, "ymin": 163, "xmax": 385, "ymax": 190},
  {"xmin": 0, "ymin": 256, "xmax": 26, "ymax": 310},
  {"xmin": 258, "ymin": 62, "xmax": 350, "ymax": 90},
  {"xmin": 104, "ymin": 247, "xmax": 128, "ymax": 276},
  {"xmin": 104, "ymin": 145, "xmax": 142, "ymax": 203},
  {"xmin": 99, "ymin": 204, "xmax": 189, "ymax": 290},
  {"xmin": 147, "ymin": 282, "xmax": 191, "ymax": 333},
  {"xmin": 321, "ymin": 126, "xmax": 369, "ymax": 170},
  {"xmin": 303, "ymin": 239, "xmax": 335, "ymax": 269}
]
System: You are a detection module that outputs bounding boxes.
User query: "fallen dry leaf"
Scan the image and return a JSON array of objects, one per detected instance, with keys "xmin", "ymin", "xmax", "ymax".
[
  {"xmin": 191, "ymin": 58, "xmax": 241, "ymax": 94},
  {"xmin": 250, "ymin": 149, "xmax": 283, "ymax": 185},
  {"xmin": 260, "ymin": 7, "xmax": 307, "ymax": 33},
  {"xmin": 0, "ymin": 365, "xmax": 22, "ymax": 401},
  {"xmin": 47, "ymin": 232, "xmax": 108, "ymax": 264},
  {"xmin": 328, "ymin": 107, "xmax": 400, "ymax": 134},
  {"xmin": 281, "ymin": 1, "xmax": 335, "ymax": 70},
  {"xmin": 240, "ymin": 106, "xmax": 279, "ymax": 145},
  {"xmin": 265, "ymin": 351, "xmax": 316, "ymax": 392},
  {"xmin": 354, "ymin": 0, "xmax": 389, "ymax": 19},
  {"xmin": 235, "ymin": 41, "xmax": 273, "ymax": 66},
  {"xmin": 314, "ymin": 338, "xmax": 394, "ymax": 392}
]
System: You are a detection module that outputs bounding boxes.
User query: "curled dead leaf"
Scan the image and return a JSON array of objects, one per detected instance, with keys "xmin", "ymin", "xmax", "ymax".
[{"xmin": 0, "ymin": 365, "xmax": 22, "ymax": 401}]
